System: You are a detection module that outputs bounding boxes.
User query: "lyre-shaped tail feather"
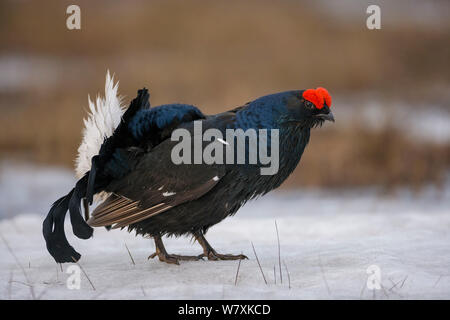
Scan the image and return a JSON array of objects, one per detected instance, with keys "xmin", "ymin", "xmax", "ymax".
[{"xmin": 43, "ymin": 175, "xmax": 94, "ymax": 263}]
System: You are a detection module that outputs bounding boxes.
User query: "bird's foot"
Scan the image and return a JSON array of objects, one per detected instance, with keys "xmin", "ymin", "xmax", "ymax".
[
  {"xmin": 194, "ymin": 233, "xmax": 248, "ymax": 261},
  {"xmin": 148, "ymin": 252, "xmax": 203, "ymax": 265},
  {"xmin": 200, "ymin": 250, "xmax": 248, "ymax": 261}
]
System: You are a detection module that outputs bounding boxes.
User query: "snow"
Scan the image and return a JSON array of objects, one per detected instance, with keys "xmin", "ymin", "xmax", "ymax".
[
  {"xmin": 0, "ymin": 161, "xmax": 75, "ymax": 220},
  {"xmin": 0, "ymin": 163, "xmax": 450, "ymax": 299}
]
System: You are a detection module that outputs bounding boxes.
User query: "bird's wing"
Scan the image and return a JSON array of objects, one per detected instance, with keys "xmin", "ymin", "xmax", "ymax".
[
  {"xmin": 87, "ymin": 90, "xmax": 206, "ymax": 203},
  {"xmin": 87, "ymin": 132, "xmax": 226, "ymax": 229}
]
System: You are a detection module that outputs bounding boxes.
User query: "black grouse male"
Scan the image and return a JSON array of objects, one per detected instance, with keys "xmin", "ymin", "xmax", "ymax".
[{"xmin": 43, "ymin": 76, "xmax": 334, "ymax": 265}]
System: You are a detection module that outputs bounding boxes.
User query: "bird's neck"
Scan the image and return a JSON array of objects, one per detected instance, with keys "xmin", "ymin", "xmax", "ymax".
[
  {"xmin": 234, "ymin": 105, "xmax": 311, "ymax": 186},
  {"xmin": 250, "ymin": 123, "xmax": 310, "ymax": 195},
  {"xmin": 278, "ymin": 124, "xmax": 311, "ymax": 179}
]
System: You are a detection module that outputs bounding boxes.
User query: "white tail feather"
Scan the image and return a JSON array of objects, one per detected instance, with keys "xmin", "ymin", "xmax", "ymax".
[{"xmin": 75, "ymin": 71, "xmax": 125, "ymax": 179}]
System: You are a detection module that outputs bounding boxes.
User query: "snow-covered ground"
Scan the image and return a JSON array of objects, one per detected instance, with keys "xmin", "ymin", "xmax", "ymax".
[{"xmin": 0, "ymin": 162, "xmax": 449, "ymax": 299}]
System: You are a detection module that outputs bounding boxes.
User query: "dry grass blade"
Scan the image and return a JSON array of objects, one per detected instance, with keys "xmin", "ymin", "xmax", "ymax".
[
  {"xmin": 433, "ymin": 275, "xmax": 443, "ymax": 288},
  {"xmin": 92, "ymin": 291, "xmax": 103, "ymax": 300},
  {"xmin": 71, "ymin": 257, "xmax": 96, "ymax": 291},
  {"xmin": 275, "ymin": 220, "xmax": 282, "ymax": 284},
  {"xmin": 251, "ymin": 242, "xmax": 267, "ymax": 285},
  {"xmin": 399, "ymin": 275, "xmax": 408, "ymax": 289},
  {"xmin": 387, "ymin": 278, "xmax": 406, "ymax": 298},
  {"xmin": 360, "ymin": 278, "xmax": 367, "ymax": 299},
  {"xmin": 9, "ymin": 280, "xmax": 33, "ymax": 287},
  {"xmin": 283, "ymin": 260, "xmax": 291, "ymax": 289},
  {"xmin": 273, "ymin": 265, "xmax": 276, "ymax": 285},
  {"xmin": 380, "ymin": 284, "xmax": 390, "ymax": 298},
  {"xmin": 388, "ymin": 277, "xmax": 403, "ymax": 291},
  {"xmin": 318, "ymin": 255, "xmax": 331, "ymax": 295},
  {"xmin": 1, "ymin": 233, "xmax": 35, "ymax": 299},
  {"xmin": 125, "ymin": 243, "xmax": 136, "ymax": 265},
  {"xmin": 36, "ymin": 288, "xmax": 48, "ymax": 300},
  {"xmin": 7, "ymin": 270, "xmax": 13, "ymax": 300},
  {"xmin": 234, "ymin": 255, "xmax": 242, "ymax": 286}
]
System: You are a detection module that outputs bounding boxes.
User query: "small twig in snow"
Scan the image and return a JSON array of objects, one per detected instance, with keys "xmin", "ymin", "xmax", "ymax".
[
  {"xmin": 275, "ymin": 220, "xmax": 282, "ymax": 284},
  {"xmin": 36, "ymin": 288, "xmax": 48, "ymax": 300},
  {"xmin": 125, "ymin": 243, "xmax": 136, "ymax": 265},
  {"xmin": 92, "ymin": 291, "xmax": 103, "ymax": 300},
  {"xmin": 71, "ymin": 257, "xmax": 96, "ymax": 291},
  {"xmin": 7, "ymin": 270, "xmax": 13, "ymax": 300},
  {"xmin": 141, "ymin": 286, "xmax": 147, "ymax": 297},
  {"xmin": 9, "ymin": 280, "xmax": 33, "ymax": 287},
  {"xmin": 399, "ymin": 275, "xmax": 408, "ymax": 289},
  {"xmin": 388, "ymin": 277, "xmax": 403, "ymax": 291},
  {"xmin": 386, "ymin": 279, "xmax": 404, "ymax": 298},
  {"xmin": 360, "ymin": 278, "xmax": 367, "ymax": 299},
  {"xmin": 1, "ymin": 233, "xmax": 35, "ymax": 299},
  {"xmin": 234, "ymin": 254, "xmax": 242, "ymax": 286},
  {"xmin": 251, "ymin": 242, "xmax": 267, "ymax": 285},
  {"xmin": 318, "ymin": 255, "xmax": 331, "ymax": 295},
  {"xmin": 433, "ymin": 275, "xmax": 443, "ymax": 288},
  {"xmin": 380, "ymin": 284, "xmax": 389, "ymax": 298},
  {"xmin": 273, "ymin": 265, "xmax": 276, "ymax": 285},
  {"xmin": 283, "ymin": 260, "xmax": 291, "ymax": 289}
]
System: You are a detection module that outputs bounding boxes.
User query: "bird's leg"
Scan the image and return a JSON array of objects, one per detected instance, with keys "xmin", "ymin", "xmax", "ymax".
[
  {"xmin": 195, "ymin": 232, "xmax": 248, "ymax": 261},
  {"xmin": 148, "ymin": 235, "xmax": 203, "ymax": 265}
]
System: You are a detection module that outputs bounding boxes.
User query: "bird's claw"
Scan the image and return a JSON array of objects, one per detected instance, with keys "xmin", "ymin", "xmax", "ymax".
[
  {"xmin": 171, "ymin": 254, "xmax": 204, "ymax": 261},
  {"xmin": 148, "ymin": 252, "xmax": 204, "ymax": 265},
  {"xmin": 199, "ymin": 251, "xmax": 248, "ymax": 261},
  {"xmin": 148, "ymin": 252, "xmax": 180, "ymax": 265},
  {"xmin": 148, "ymin": 252, "xmax": 158, "ymax": 259}
]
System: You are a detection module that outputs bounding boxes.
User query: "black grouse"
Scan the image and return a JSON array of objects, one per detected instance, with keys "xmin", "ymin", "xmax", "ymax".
[{"xmin": 43, "ymin": 79, "xmax": 334, "ymax": 265}]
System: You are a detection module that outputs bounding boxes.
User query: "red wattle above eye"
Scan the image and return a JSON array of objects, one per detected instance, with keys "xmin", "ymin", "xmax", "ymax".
[
  {"xmin": 302, "ymin": 89, "xmax": 324, "ymax": 109},
  {"xmin": 316, "ymin": 87, "xmax": 332, "ymax": 108}
]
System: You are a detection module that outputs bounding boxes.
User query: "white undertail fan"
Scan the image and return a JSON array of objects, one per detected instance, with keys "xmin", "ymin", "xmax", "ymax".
[{"xmin": 75, "ymin": 71, "xmax": 125, "ymax": 180}]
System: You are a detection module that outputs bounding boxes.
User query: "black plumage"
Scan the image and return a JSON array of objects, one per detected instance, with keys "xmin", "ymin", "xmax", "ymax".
[{"xmin": 43, "ymin": 87, "xmax": 334, "ymax": 264}]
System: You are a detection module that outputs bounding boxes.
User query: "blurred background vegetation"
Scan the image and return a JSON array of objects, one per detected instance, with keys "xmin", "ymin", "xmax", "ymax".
[{"xmin": 0, "ymin": 0, "xmax": 449, "ymax": 190}]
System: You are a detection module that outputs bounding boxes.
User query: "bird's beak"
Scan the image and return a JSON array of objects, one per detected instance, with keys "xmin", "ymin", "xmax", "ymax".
[{"xmin": 315, "ymin": 111, "xmax": 335, "ymax": 122}]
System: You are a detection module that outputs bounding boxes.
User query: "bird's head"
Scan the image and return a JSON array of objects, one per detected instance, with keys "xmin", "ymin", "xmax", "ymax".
[{"xmin": 282, "ymin": 87, "xmax": 334, "ymax": 128}]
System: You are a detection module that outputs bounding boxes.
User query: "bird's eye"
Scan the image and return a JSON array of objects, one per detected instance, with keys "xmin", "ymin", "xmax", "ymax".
[{"xmin": 304, "ymin": 100, "xmax": 315, "ymax": 110}]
